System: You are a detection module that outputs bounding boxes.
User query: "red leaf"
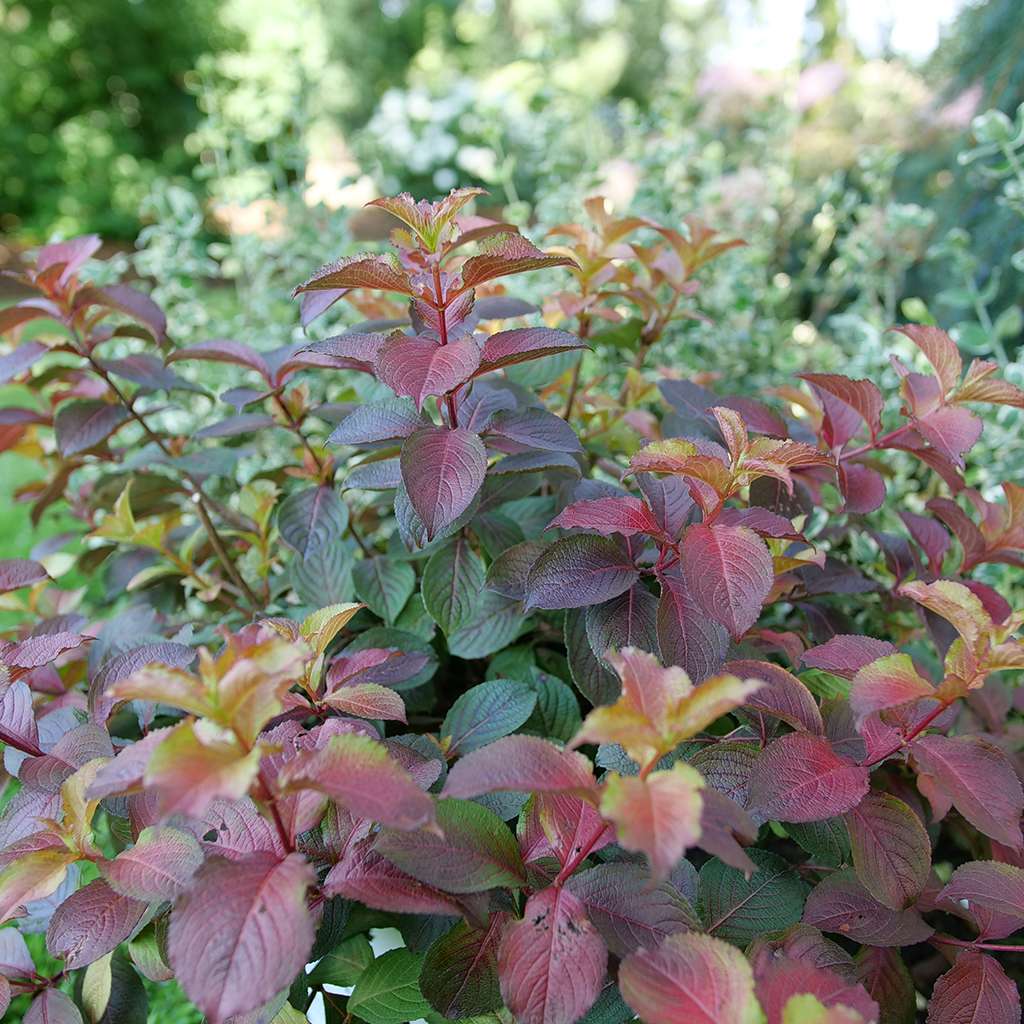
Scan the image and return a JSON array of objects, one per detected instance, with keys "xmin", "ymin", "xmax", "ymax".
[
  {"xmin": 801, "ymin": 635, "xmax": 897, "ymax": 680},
  {"xmin": 726, "ymin": 659, "xmax": 823, "ymax": 733},
  {"xmin": 548, "ymin": 497, "xmax": 662, "ymax": 538},
  {"xmin": 656, "ymin": 571, "xmax": 728, "ymax": 683},
  {"xmin": 323, "ymin": 833, "xmax": 463, "ymax": 916},
  {"xmin": 755, "ymin": 957, "xmax": 879, "ymax": 1024},
  {"xmin": 100, "ymin": 825, "xmax": 204, "ymax": 902},
  {"xmin": 0, "ymin": 680, "xmax": 42, "ymax": 755},
  {"xmin": 799, "ymin": 373, "xmax": 884, "ymax": 446},
  {"xmin": 375, "ymin": 334, "xmax": 480, "ymax": 410},
  {"xmin": 46, "ymin": 878, "xmax": 146, "ymax": 969},
  {"xmin": 279, "ymin": 733, "xmax": 435, "ymax": 831},
  {"xmin": 293, "ymin": 252, "xmax": 413, "ymax": 296},
  {"xmin": 169, "ymin": 853, "xmax": 315, "ymax": 1024},
  {"xmin": 914, "ymin": 405, "xmax": 983, "ymax": 469},
  {"xmin": 911, "ymin": 735, "xmax": 1024, "ymax": 850},
  {"xmin": 497, "ymin": 886, "xmax": 607, "ymax": 1024},
  {"xmin": 956, "ymin": 358, "xmax": 1024, "ymax": 408},
  {"xmin": 477, "ymin": 326, "xmax": 587, "ymax": 375},
  {"xmin": 459, "ymin": 235, "xmax": 579, "ymax": 289},
  {"xmin": 750, "ymin": 733, "xmax": 870, "ymax": 823},
  {"xmin": 890, "ymin": 324, "xmax": 962, "ymax": 393},
  {"xmin": 600, "ymin": 765, "xmax": 705, "ymax": 880},
  {"xmin": 400, "ymin": 426, "xmax": 486, "ymax": 540},
  {"xmin": 619, "ymin": 932, "xmax": 759, "ymax": 1024},
  {"xmin": 845, "ymin": 792, "xmax": 931, "ymax": 910},
  {"xmin": 525, "ymin": 535, "xmax": 639, "ymax": 611},
  {"xmin": 839, "ymin": 463, "xmax": 886, "ymax": 514},
  {"xmin": 680, "ymin": 524, "xmax": 773, "ymax": 640},
  {"xmin": 803, "ymin": 871, "xmax": 934, "ymax": 946},
  {"xmin": 321, "ymin": 682, "xmax": 407, "ymax": 722},
  {"xmin": 900, "ymin": 510, "xmax": 950, "ymax": 575},
  {"xmin": 37, "ymin": 235, "xmax": 101, "ymax": 280},
  {"xmin": 927, "ymin": 952, "xmax": 1020, "ymax": 1024},
  {"xmin": 443, "ymin": 735, "xmax": 595, "ymax": 800},
  {"xmin": 697, "ymin": 789, "xmax": 758, "ymax": 875},
  {"xmin": 850, "ymin": 654, "xmax": 935, "ymax": 724}
]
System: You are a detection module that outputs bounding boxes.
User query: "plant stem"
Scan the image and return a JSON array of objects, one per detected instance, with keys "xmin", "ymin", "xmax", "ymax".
[
  {"xmin": 74, "ymin": 340, "xmax": 261, "ymax": 609},
  {"xmin": 563, "ymin": 313, "xmax": 591, "ymax": 421},
  {"xmin": 841, "ymin": 422, "xmax": 914, "ymax": 463},
  {"xmin": 861, "ymin": 698, "xmax": 954, "ymax": 768},
  {"xmin": 933, "ymin": 933, "xmax": 1024, "ymax": 953}
]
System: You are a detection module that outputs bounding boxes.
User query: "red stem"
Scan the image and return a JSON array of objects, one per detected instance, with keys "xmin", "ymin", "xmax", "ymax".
[
  {"xmin": 432, "ymin": 263, "xmax": 459, "ymax": 428},
  {"xmin": 933, "ymin": 934, "xmax": 1024, "ymax": 953},
  {"xmin": 841, "ymin": 423, "xmax": 913, "ymax": 462},
  {"xmin": 861, "ymin": 698, "xmax": 954, "ymax": 768}
]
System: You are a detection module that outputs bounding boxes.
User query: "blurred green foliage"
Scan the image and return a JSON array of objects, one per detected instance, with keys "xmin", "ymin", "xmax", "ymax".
[{"xmin": 0, "ymin": 0, "xmax": 234, "ymax": 238}]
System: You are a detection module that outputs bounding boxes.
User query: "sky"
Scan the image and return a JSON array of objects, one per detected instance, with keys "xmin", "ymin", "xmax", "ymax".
[{"xmin": 711, "ymin": 0, "xmax": 967, "ymax": 69}]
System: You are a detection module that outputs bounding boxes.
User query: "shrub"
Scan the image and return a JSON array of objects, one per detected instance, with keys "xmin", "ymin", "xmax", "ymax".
[{"xmin": 0, "ymin": 190, "xmax": 1022, "ymax": 1024}]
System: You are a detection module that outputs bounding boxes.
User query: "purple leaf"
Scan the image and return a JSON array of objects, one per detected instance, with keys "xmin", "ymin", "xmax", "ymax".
[
  {"xmin": 400, "ymin": 426, "xmax": 487, "ymax": 541},
  {"xmin": 54, "ymin": 400, "xmax": 129, "ymax": 457},
  {"xmin": 460, "ymin": 236, "xmax": 579, "ymax": 290},
  {"xmin": 656, "ymin": 571, "xmax": 728, "ymax": 683},
  {"xmin": 488, "ymin": 406, "xmax": 582, "ymax": 454},
  {"xmin": 0, "ymin": 342, "xmax": 48, "ymax": 385},
  {"xmin": 680, "ymin": 523, "xmax": 773, "ymax": 640},
  {"xmin": 0, "ymin": 561, "xmax": 49, "ymax": 593},
  {"xmin": 165, "ymin": 339, "xmax": 271, "ymax": 379},
  {"xmin": 328, "ymin": 398, "xmax": 423, "ymax": 447},
  {"xmin": 567, "ymin": 861, "xmax": 699, "ymax": 956},
  {"xmin": 803, "ymin": 871, "xmax": 933, "ymax": 946},
  {"xmin": 477, "ymin": 326, "xmax": 587, "ymax": 375},
  {"xmin": 168, "ymin": 852, "xmax": 315, "ymax": 1024},
  {"xmin": 78, "ymin": 283, "xmax": 167, "ymax": 342},
  {"xmin": 726, "ymin": 658, "xmax": 823, "ymax": 733},
  {"xmin": 749, "ymin": 733, "xmax": 870, "ymax": 823},
  {"xmin": 801, "ymin": 635, "xmax": 897, "ymax": 679},
  {"xmin": 24, "ymin": 989, "xmax": 83, "ymax": 1024},
  {"xmin": 497, "ymin": 887, "xmax": 606, "ymax": 1024},
  {"xmin": 935, "ymin": 860, "xmax": 1024, "ymax": 940},
  {"xmin": 277, "ymin": 485, "xmax": 348, "ymax": 559},
  {"xmin": 845, "ymin": 792, "xmax": 931, "ymax": 910},
  {"xmin": 525, "ymin": 535, "xmax": 639, "ymax": 611},
  {"xmin": 46, "ymin": 878, "xmax": 146, "ymax": 969}
]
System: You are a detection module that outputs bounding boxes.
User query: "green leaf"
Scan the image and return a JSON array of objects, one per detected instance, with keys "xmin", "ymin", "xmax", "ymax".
[
  {"xmin": 799, "ymin": 669, "xmax": 850, "ymax": 701},
  {"xmin": 421, "ymin": 917, "xmax": 507, "ymax": 1019},
  {"xmin": 698, "ymin": 849, "xmax": 809, "ymax": 945},
  {"xmin": 308, "ymin": 934, "xmax": 375, "ymax": 988},
  {"xmin": 347, "ymin": 949, "xmax": 433, "ymax": 1024},
  {"xmin": 354, "ymin": 557, "xmax": 416, "ymax": 624},
  {"xmin": 291, "ymin": 543, "xmax": 354, "ymax": 607},
  {"xmin": 375, "ymin": 798, "xmax": 527, "ymax": 893},
  {"xmin": 447, "ymin": 590, "xmax": 526, "ymax": 658},
  {"xmin": 81, "ymin": 950, "xmax": 149, "ymax": 1024},
  {"xmin": 523, "ymin": 670, "xmax": 581, "ymax": 744},
  {"xmin": 786, "ymin": 818, "xmax": 852, "ymax": 868},
  {"xmin": 278, "ymin": 485, "xmax": 349, "ymax": 559},
  {"xmin": 442, "ymin": 679, "xmax": 537, "ymax": 756},
  {"xmin": 422, "ymin": 536, "xmax": 485, "ymax": 634}
]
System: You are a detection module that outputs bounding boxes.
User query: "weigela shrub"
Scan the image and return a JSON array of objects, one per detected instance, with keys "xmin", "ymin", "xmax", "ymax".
[{"xmin": 1, "ymin": 191, "xmax": 1023, "ymax": 1024}]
